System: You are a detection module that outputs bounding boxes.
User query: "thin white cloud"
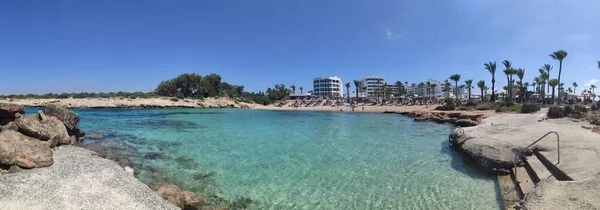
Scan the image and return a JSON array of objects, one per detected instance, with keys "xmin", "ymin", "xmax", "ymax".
[
  {"xmin": 584, "ymin": 79, "xmax": 598, "ymax": 87},
  {"xmin": 385, "ymin": 29, "xmax": 404, "ymax": 40},
  {"xmin": 565, "ymin": 33, "xmax": 592, "ymax": 42}
]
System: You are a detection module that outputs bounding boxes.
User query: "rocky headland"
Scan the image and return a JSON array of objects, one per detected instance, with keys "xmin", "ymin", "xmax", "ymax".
[
  {"xmin": 383, "ymin": 110, "xmax": 491, "ymax": 127},
  {"xmin": 0, "ymin": 102, "xmax": 210, "ymax": 210},
  {"xmin": 448, "ymin": 108, "xmax": 600, "ymax": 209}
]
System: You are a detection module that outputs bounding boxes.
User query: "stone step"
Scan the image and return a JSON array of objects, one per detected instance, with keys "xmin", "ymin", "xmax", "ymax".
[
  {"xmin": 511, "ymin": 166, "xmax": 534, "ymax": 199},
  {"xmin": 534, "ymin": 150, "xmax": 574, "ymax": 181},
  {"xmin": 497, "ymin": 174, "xmax": 520, "ymax": 210},
  {"xmin": 524, "ymin": 155, "xmax": 554, "ymax": 184}
]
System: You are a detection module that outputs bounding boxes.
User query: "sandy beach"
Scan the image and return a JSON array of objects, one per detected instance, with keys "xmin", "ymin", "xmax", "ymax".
[{"xmin": 253, "ymin": 103, "xmax": 497, "ymax": 117}]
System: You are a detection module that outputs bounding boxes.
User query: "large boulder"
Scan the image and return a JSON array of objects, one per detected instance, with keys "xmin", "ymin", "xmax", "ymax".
[
  {"xmin": 0, "ymin": 130, "xmax": 53, "ymax": 168},
  {"xmin": 15, "ymin": 115, "xmax": 70, "ymax": 147},
  {"xmin": 146, "ymin": 183, "xmax": 204, "ymax": 210},
  {"xmin": 43, "ymin": 105, "xmax": 80, "ymax": 133},
  {"xmin": 0, "ymin": 122, "xmax": 19, "ymax": 132},
  {"xmin": 455, "ymin": 119, "xmax": 478, "ymax": 127},
  {"xmin": 0, "ymin": 103, "xmax": 25, "ymax": 120}
]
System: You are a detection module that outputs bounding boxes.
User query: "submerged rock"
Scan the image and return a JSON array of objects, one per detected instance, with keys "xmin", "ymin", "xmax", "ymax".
[
  {"xmin": 0, "ymin": 130, "xmax": 53, "ymax": 168},
  {"xmin": 144, "ymin": 152, "xmax": 163, "ymax": 160},
  {"xmin": 147, "ymin": 183, "xmax": 205, "ymax": 210}
]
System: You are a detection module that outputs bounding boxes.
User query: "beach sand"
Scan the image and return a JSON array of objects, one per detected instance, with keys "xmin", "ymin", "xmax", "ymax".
[{"xmin": 1, "ymin": 97, "xmax": 256, "ymax": 109}]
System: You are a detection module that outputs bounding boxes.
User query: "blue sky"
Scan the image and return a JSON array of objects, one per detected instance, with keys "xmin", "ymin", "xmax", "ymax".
[{"xmin": 1, "ymin": 0, "xmax": 599, "ymax": 95}]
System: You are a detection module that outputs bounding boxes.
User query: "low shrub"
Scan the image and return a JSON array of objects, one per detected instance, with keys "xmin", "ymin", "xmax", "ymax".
[
  {"xmin": 456, "ymin": 106, "xmax": 474, "ymax": 111},
  {"xmin": 435, "ymin": 105, "xmax": 455, "ymax": 111},
  {"xmin": 592, "ymin": 104, "xmax": 599, "ymax": 111},
  {"xmin": 475, "ymin": 103, "xmax": 496, "ymax": 110},
  {"xmin": 504, "ymin": 104, "xmax": 522, "ymax": 112},
  {"xmin": 547, "ymin": 106, "xmax": 565, "ymax": 118},
  {"xmin": 563, "ymin": 105, "xmax": 573, "ymax": 115},
  {"xmin": 574, "ymin": 104, "xmax": 588, "ymax": 113},
  {"xmin": 444, "ymin": 97, "xmax": 456, "ymax": 107},
  {"xmin": 465, "ymin": 101, "xmax": 477, "ymax": 107},
  {"xmin": 521, "ymin": 103, "xmax": 541, "ymax": 113},
  {"xmin": 495, "ymin": 106, "xmax": 504, "ymax": 113},
  {"xmin": 170, "ymin": 98, "xmax": 179, "ymax": 102},
  {"xmin": 500, "ymin": 101, "xmax": 515, "ymax": 107}
]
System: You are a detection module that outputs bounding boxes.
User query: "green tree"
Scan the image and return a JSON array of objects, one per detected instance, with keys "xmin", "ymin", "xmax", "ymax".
[
  {"xmin": 345, "ymin": 82, "xmax": 351, "ymax": 103},
  {"xmin": 449, "ymin": 74, "xmax": 461, "ymax": 100},
  {"xmin": 516, "ymin": 68, "xmax": 525, "ymax": 102},
  {"xmin": 464, "ymin": 79, "xmax": 473, "ymax": 101},
  {"xmin": 477, "ymin": 80, "xmax": 485, "ymax": 101},
  {"xmin": 299, "ymin": 87, "xmax": 303, "ymax": 93},
  {"xmin": 550, "ymin": 50, "xmax": 568, "ymax": 104},
  {"xmin": 549, "ymin": 79, "xmax": 559, "ymax": 103},
  {"xmin": 200, "ymin": 73, "xmax": 222, "ymax": 97},
  {"xmin": 572, "ymin": 82, "xmax": 578, "ymax": 94},
  {"xmin": 418, "ymin": 82, "xmax": 425, "ymax": 97},
  {"xmin": 443, "ymin": 80, "xmax": 452, "ymax": 97},
  {"xmin": 485, "ymin": 61, "xmax": 497, "ymax": 101},
  {"xmin": 430, "ymin": 83, "xmax": 437, "ymax": 99},
  {"xmin": 426, "ymin": 81, "xmax": 432, "ymax": 99},
  {"xmin": 542, "ymin": 64, "xmax": 553, "ymax": 94},
  {"xmin": 290, "ymin": 85, "xmax": 296, "ymax": 94},
  {"xmin": 353, "ymin": 80, "xmax": 362, "ymax": 100},
  {"xmin": 395, "ymin": 81, "xmax": 404, "ymax": 98},
  {"xmin": 502, "ymin": 60, "xmax": 513, "ymax": 101}
]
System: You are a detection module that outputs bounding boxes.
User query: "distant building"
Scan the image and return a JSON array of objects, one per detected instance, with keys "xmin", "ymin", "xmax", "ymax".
[
  {"xmin": 407, "ymin": 79, "xmax": 445, "ymax": 98},
  {"xmin": 312, "ymin": 76, "xmax": 343, "ymax": 97},
  {"xmin": 360, "ymin": 76, "xmax": 386, "ymax": 97}
]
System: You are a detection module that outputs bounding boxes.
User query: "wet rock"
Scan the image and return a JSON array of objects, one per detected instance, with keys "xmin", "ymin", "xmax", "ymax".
[
  {"xmin": 0, "ymin": 103, "xmax": 25, "ymax": 119},
  {"xmin": 144, "ymin": 152, "xmax": 163, "ymax": 160},
  {"xmin": 0, "ymin": 130, "xmax": 53, "ymax": 168},
  {"xmin": 43, "ymin": 105, "xmax": 80, "ymax": 133},
  {"xmin": 146, "ymin": 183, "xmax": 205, "ymax": 210}
]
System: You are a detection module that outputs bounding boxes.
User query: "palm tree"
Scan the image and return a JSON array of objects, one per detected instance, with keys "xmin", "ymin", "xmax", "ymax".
[
  {"xmin": 597, "ymin": 61, "xmax": 600, "ymax": 70},
  {"xmin": 591, "ymin": 84, "xmax": 597, "ymax": 100},
  {"xmin": 418, "ymin": 82, "xmax": 425, "ymax": 98},
  {"xmin": 515, "ymin": 68, "xmax": 525, "ymax": 102},
  {"xmin": 541, "ymin": 64, "xmax": 553, "ymax": 94},
  {"xmin": 523, "ymin": 82, "xmax": 530, "ymax": 102},
  {"xmin": 449, "ymin": 74, "xmax": 461, "ymax": 100},
  {"xmin": 549, "ymin": 79, "xmax": 559, "ymax": 103},
  {"xmin": 426, "ymin": 81, "xmax": 432, "ymax": 100},
  {"xmin": 477, "ymin": 80, "xmax": 485, "ymax": 101},
  {"xmin": 538, "ymin": 70, "xmax": 549, "ymax": 103},
  {"xmin": 572, "ymin": 82, "xmax": 578, "ymax": 95},
  {"xmin": 299, "ymin": 87, "xmax": 303, "ymax": 93},
  {"xmin": 430, "ymin": 83, "xmax": 437, "ymax": 99},
  {"xmin": 502, "ymin": 60, "xmax": 512, "ymax": 101},
  {"xmin": 550, "ymin": 50, "xmax": 568, "ymax": 104},
  {"xmin": 443, "ymin": 80, "xmax": 452, "ymax": 97},
  {"xmin": 290, "ymin": 85, "xmax": 296, "ymax": 94},
  {"xmin": 464, "ymin": 79, "xmax": 473, "ymax": 101},
  {"xmin": 394, "ymin": 81, "xmax": 403, "ymax": 98},
  {"xmin": 485, "ymin": 61, "xmax": 497, "ymax": 101},
  {"xmin": 353, "ymin": 80, "xmax": 362, "ymax": 100},
  {"xmin": 344, "ymin": 83, "xmax": 351, "ymax": 103}
]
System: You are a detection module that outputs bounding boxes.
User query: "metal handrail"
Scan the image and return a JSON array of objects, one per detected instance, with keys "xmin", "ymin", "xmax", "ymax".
[{"xmin": 512, "ymin": 131, "xmax": 560, "ymax": 186}]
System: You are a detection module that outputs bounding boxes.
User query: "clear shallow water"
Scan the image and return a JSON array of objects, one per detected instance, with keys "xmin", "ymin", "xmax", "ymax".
[{"xmin": 32, "ymin": 108, "xmax": 501, "ymax": 209}]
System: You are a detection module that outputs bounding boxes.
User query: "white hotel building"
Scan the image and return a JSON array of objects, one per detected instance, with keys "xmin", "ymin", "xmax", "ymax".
[
  {"xmin": 312, "ymin": 76, "xmax": 343, "ymax": 97},
  {"xmin": 361, "ymin": 76, "xmax": 386, "ymax": 97}
]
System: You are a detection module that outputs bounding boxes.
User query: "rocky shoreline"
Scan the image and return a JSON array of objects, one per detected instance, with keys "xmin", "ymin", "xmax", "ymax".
[
  {"xmin": 0, "ymin": 102, "xmax": 211, "ymax": 210},
  {"xmin": 383, "ymin": 110, "xmax": 487, "ymax": 127},
  {"xmin": 3, "ymin": 97, "xmax": 256, "ymax": 109}
]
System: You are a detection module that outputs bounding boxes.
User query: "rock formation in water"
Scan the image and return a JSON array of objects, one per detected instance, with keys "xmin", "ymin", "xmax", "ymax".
[{"xmin": 0, "ymin": 103, "xmax": 85, "ymax": 171}]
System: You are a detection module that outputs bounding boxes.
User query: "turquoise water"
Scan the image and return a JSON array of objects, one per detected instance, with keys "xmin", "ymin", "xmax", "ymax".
[{"xmin": 34, "ymin": 108, "xmax": 500, "ymax": 209}]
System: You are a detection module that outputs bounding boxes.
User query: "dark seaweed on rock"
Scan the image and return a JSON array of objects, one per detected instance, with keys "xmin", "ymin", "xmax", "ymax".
[{"xmin": 126, "ymin": 119, "xmax": 204, "ymax": 131}]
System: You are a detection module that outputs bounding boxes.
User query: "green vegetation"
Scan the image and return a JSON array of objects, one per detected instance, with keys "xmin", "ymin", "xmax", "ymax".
[
  {"xmin": 154, "ymin": 73, "xmax": 244, "ymax": 98},
  {"xmin": 547, "ymin": 106, "xmax": 565, "ymax": 118},
  {"xmin": 520, "ymin": 103, "xmax": 541, "ymax": 113},
  {"xmin": 0, "ymin": 91, "xmax": 156, "ymax": 99},
  {"xmin": 435, "ymin": 97, "xmax": 456, "ymax": 111},
  {"xmin": 484, "ymin": 61, "xmax": 497, "ymax": 101},
  {"xmin": 550, "ymin": 50, "xmax": 568, "ymax": 104}
]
